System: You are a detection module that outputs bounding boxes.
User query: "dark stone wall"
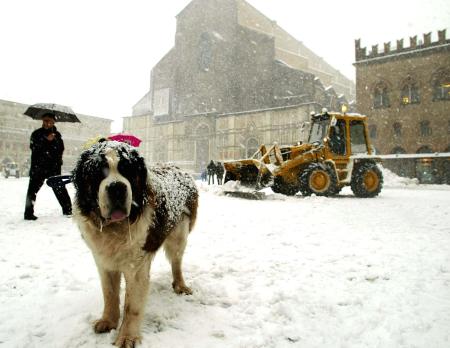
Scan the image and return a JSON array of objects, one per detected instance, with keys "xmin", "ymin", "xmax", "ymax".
[
  {"xmin": 173, "ymin": 0, "xmax": 239, "ymax": 117},
  {"xmin": 272, "ymin": 63, "xmax": 316, "ymax": 107},
  {"xmin": 150, "ymin": 0, "xmax": 338, "ymax": 121}
]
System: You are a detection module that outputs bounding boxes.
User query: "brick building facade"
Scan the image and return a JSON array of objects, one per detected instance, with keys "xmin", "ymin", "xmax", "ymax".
[
  {"xmin": 354, "ymin": 29, "xmax": 450, "ymax": 183},
  {"xmin": 127, "ymin": 0, "xmax": 355, "ymax": 173}
]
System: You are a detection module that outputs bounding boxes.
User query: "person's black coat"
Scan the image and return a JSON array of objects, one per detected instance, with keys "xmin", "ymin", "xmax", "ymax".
[
  {"xmin": 207, "ymin": 160, "xmax": 216, "ymax": 175},
  {"xmin": 29, "ymin": 126, "xmax": 64, "ymax": 177},
  {"xmin": 215, "ymin": 162, "xmax": 224, "ymax": 176}
]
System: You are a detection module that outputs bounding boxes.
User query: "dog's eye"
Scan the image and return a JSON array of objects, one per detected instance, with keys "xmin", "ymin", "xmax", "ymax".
[
  {"xmin": 102, "ymin": 168, "xmax": 110, "ymax": 177},
  {"xmin": 118, "ymin": 160, "xmax": 132, "ymax": 177}
]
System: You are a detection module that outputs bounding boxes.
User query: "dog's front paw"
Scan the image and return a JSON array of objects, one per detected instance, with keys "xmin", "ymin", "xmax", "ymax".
[
  {"xmin": 115, "ymin": 335, "xmax": 141, "ymax": 348},
  {"xmin": 172, "ymin": 281, "xmax": 193, "ymax": 295},
  {"xmin": 94, "ymin": 318, "xmax": 117, "ymax": 333}
]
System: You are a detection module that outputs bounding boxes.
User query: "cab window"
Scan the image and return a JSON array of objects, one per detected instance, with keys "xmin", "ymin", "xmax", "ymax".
[
  {"xmin": 328, "ymin": 119, "xmax": 346, "ymax": 155},
  {"xmin": 350, "ymin": 121, "xmax": 368, "ymax": 153}
]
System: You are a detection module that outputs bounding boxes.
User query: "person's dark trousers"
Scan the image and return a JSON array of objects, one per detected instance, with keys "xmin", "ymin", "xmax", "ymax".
[
  {"xmin": 24, "ymin": 174, "xmax": 72, "ymax": 218},
  {"xmin": 53, "ymin": 184, "xmax": 72, "ymax": 215}
]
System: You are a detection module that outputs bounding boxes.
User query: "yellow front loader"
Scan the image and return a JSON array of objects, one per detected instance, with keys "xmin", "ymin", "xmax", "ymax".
[{"xmin": 223, "ymin": 111, "xmax": 384, "ymax": 198}]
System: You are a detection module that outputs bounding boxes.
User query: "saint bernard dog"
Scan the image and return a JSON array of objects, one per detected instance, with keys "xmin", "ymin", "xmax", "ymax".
[{"xmin": 72, "ymin": 141, "xmax": 198, "ymax": 347}]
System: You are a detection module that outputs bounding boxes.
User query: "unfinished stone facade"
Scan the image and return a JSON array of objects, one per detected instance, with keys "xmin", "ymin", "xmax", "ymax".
[{"xmin": 127, "ymin": 0, "xmax": 354, "ymax": 174}]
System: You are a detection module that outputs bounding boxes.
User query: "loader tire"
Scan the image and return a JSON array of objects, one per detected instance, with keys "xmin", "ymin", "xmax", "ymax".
[
  {"xmin": 330, "ymin": 185, "xmax": 342, "ymax": 196},
  {"xmin": 350, "ymin": 162, "xmax": 383, "ymax": 198},
  {"xmin": 271, "ymin": 177, "xmax": 298, "ymax": 196},
  {"xmin": 299, "ymin": 163, "xmax": 337, "ymax": 197}
]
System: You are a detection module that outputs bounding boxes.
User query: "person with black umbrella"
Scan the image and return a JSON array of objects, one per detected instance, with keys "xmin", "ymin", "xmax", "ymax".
[{"xmin": 24, "ymin": 113, "xmax": 72, "ymax": 220}]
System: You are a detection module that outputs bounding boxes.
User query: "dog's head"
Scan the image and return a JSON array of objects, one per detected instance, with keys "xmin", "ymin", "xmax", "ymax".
[{"xmin": 73, "ymin": 141, "xmax": 148, "ymax": 224}]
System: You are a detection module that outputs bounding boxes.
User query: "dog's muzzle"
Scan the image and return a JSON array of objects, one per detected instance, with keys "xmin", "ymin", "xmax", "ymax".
[{"xmin": 106, "ymin": 181, "xmax": 129, "ymax": 222}]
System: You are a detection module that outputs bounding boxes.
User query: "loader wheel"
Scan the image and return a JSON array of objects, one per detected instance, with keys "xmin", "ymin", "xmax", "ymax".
[
  {"xmin": 350, "ymin": 162, "xmax": 383, "ymax": 198},
  {"xmin": 299, "ymin": 163, "xmax": 337, "ymax": 196},
  {"xmin": 271, "ymin": 177, "xmax": 298, "ymax": 196}
]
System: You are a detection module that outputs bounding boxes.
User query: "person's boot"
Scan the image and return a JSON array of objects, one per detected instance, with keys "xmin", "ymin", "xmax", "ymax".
[
  {"xmin": 24, "ymin": 213, "xmax": 38, "ymax": 220},
  {"xmin": 24, "ymin": 196, "xmax": 37, "ymax": 220},
  {"xmin": 63, "ymin": 207, "xmax": 72, "ymax": 217}
]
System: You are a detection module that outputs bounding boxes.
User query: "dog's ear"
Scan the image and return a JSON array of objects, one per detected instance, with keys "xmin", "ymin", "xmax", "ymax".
[
  {"xmin": 72, "ymin": 144, "xmax": 107, "ymax": 216},
  {"xmin": 125, "ymin": 148, "xmax": 148, "ymax": 223}
]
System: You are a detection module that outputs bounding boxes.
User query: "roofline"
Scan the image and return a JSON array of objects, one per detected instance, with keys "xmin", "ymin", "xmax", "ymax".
[{"xmin": 354, "ymin": 42, "xmax": 450, "ymax": 65}]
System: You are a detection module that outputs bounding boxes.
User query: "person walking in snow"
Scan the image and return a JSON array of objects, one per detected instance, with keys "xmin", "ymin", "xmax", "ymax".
[
  {"xmin": 215, "ymin": 161, "xmax": 225, "ymax": 185},
  {"xmin": 201, "ymin": 168, "xmax": 207, "ymax": 182},
  {"xmin": 24, "ymin": 114, "xmax": 72, "ymax": 220},
  {"xmin": 207, "ymin": 160, "xmax": 216, "ymax": 185}
]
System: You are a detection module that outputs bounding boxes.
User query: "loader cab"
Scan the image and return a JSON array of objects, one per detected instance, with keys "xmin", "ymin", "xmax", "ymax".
[
  {"xmin": 309, "ymin": 112, "xmax": 372, "ymax": 156},
  {"xmin": 308, "ymin": 112, "xmax": 373, "ymax": 184}
]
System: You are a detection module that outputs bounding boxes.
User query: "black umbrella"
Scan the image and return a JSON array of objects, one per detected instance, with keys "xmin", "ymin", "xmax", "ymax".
[{"xmin": 24, "ymin": 103, "xmax": 81, "ymax": 123}]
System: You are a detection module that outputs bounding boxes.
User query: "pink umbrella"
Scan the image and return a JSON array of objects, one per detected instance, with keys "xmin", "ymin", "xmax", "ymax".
[{"xmin": 108, "ymin": 134, "xmax": 142, "ymax": 147}]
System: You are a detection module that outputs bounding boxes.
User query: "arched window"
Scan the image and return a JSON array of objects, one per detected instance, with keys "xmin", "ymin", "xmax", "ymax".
[
  {"xmin": 198, "ymin": 33, "xmax": 212, "ymax": 72},
  {"xmin": 431, "ymin": 68, "xmax": 450, "ymax": 101},
  {"xmin": 373, "ymin": 81, "xmax": 390, "ymax": 108},
  {"xmin": 393, "ymin": 122, "xmax": 402, "ymax": 137},
  {"xmin": 400, "ymin": 77, "xmax": 420, "ymax": 105},
  {"xmin": 391, "ymin": 146, "xmax": 406, "ymax": 154},
  {"xmin": 417, "ymin": 145, "xmax": 433, "ymax": 154},
  {"xmin": 419, "ymin": 121, "xmax": 432, "ymax": 137},
  {"xmin": 368, "ymin": 124, "xmax": 377, "ymax": 139}
]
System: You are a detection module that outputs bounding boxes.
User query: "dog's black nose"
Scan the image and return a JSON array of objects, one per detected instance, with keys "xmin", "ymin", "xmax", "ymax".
[{"xmin": 107, "ymin": 181, "xmax": 127, "ymax": 203}]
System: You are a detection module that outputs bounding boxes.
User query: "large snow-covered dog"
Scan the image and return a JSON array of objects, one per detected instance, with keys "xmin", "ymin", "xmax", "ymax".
[{"xmin": 72, "ymin": 141, "xmax": 198, "ymax": 347}]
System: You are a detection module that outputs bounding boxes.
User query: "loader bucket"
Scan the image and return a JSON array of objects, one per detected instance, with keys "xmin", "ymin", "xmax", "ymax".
[
  {"xmin": 224, "ymin": 190, "xmax": 266, "ymax": 200},
  {"xmin": 223, "ymin": 159, "xmax": 273, "ymax": 189}
]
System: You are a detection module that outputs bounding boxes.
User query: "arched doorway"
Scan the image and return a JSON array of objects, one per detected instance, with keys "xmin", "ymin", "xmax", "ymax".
[
  {"xmin": 416, "ymin": 146, "xmax": 434, "ymax": 184},
  {"xmin": 195, "ymin": 124, "xmax": 210, "ymax": 173},
  {"xmin": 390, "ymin": 146, "xmax": 414, "ymax": 178},
  {"xmin": 246, "ymin": 138, "xmax": 259, "ymax": 158},
  {"xmin": 445, "ymin": 146, "xmax": 450, "ymax": 184},
  {"xmin": 1, "ymin": 157, "xmax": 12, "ymax": 172},
  {"xmin": 435, "ymin": 145, "xmax": 450, "ymax": 184}
]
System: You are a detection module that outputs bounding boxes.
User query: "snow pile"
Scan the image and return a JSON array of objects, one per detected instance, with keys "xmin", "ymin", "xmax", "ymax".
[
  {"xmin": 221, "ymin": 179, "xmax": 257, "ymax": 193},
  {"xmin": 380, "ymin": 165, "xmax": 420, "ymax": 188},
  {"xmin": 1, "ymin": 177, "xmax": 450, "ymax": 347}
]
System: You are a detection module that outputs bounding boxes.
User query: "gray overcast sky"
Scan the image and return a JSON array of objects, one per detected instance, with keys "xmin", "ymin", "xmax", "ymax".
[{"xmin": 0, "ymin": 0, "xmax": 449, "ymax": 131}]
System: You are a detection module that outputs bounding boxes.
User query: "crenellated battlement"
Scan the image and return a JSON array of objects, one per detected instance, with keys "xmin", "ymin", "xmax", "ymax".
[{"xmin": 355, "ymin": 29, "xmax": 449, "ymax": 62}]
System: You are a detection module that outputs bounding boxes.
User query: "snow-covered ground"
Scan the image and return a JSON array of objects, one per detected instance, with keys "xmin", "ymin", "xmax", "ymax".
[{"xmin": 0, "ymin": 171, "xmax": 449, "ymax": 348}]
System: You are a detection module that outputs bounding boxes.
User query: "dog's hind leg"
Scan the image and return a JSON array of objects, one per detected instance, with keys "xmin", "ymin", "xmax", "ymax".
[
  {"xmin": 94, "ymin": 267, "xmax": 121, "ymax": 333},
  {"xmin": 163, "ymin": 215, "xmax": 193, "ymax": 295}
]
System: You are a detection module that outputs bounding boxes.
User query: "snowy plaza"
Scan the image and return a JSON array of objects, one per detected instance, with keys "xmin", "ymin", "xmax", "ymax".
[{"xmin": 0, "ymin": 171, "xmax": 449, "ymax": 348}]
